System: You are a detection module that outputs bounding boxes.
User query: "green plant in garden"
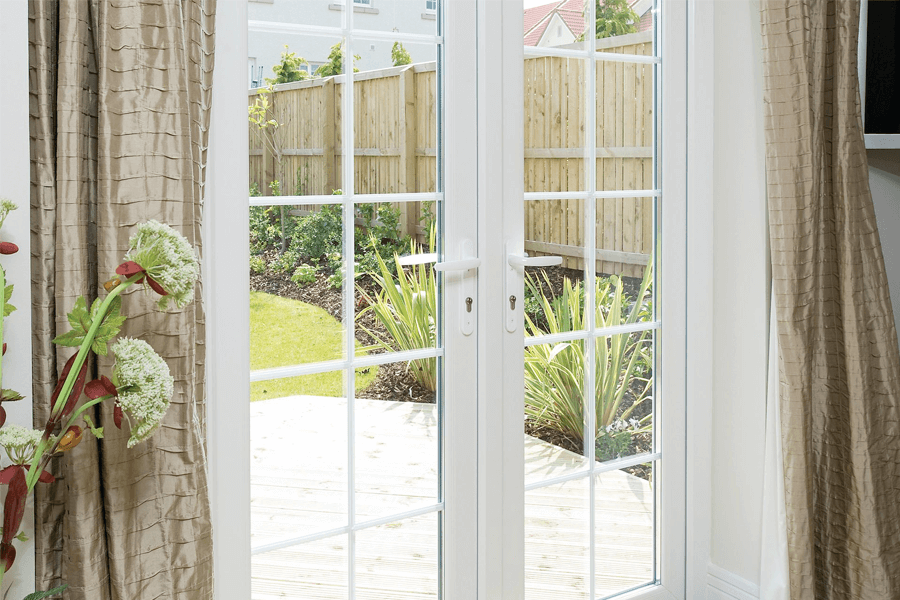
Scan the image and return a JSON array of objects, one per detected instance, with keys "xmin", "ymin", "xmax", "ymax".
[
  {"xmin": 265, "ymin": 45, "xmax": 311, "ymax": 85},
  {"xmin": 578, "ymin": 0, "xmax": 640, "ymax": 41},
  {"xmin": 291, "ymin": 265, "xmax": 316, "ymax": 287},
  {"xmin": 391, "ymin": 41, "xmax": 412, "ymax": 66},
  {"xmin": 357, "ymin": 231, "xmax": 437, "ymax": 391},
  {"xmin": 523, "ymin": 264, "xmax": 653, "ymax": 456},
  {"xmin": 250, "ymin": 256, "xmax": 266, "ymax": 274}
]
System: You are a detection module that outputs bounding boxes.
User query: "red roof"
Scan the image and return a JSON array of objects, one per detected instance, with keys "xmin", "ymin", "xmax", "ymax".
[{"xmin": 524, "ymin": 0, "xmax": 651, "ymax": 46}]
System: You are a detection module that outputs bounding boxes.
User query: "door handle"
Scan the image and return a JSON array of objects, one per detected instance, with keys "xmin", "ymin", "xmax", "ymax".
[
  {"xmin": 434, "ymin": 257, "xmax": 482, "ymax": 272},
  {"xmin": 506, "ymin": 242, "xmax": 562, "ymax": 332}
]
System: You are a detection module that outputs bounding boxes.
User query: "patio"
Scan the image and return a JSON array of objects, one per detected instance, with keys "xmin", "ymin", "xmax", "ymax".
[{"xmin": 251, "ymin": 396, "xmax": 654, "ymax": 599}]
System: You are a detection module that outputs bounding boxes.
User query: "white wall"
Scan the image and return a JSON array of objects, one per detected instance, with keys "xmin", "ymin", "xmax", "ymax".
[
  {"xmin": 868, "ymin": 150, "xmax": 900, "ymax": 332},
  {"xmin": 0, "ymin": 1, "xmax": 36, "ymax": 597},
  {"xmin": 710, "ymin": 0, "xmax": 768, "ymax": 590}
]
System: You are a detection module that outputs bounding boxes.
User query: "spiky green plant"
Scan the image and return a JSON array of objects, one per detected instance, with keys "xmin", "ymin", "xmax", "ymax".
[
  {"xmin": 524, "ymin": 263, "xmax": 653, "ymax": 453},
  {"xmin": 357, "ymin": 232, "xmax": 437, "ymax": 391}
]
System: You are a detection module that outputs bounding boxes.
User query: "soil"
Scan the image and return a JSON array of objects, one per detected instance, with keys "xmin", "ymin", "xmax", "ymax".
[{"xmin": 252, "ymin": 255, "xmax": 651, "ymax": 479}]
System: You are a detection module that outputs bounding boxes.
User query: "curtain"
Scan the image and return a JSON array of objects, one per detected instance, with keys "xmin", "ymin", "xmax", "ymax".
[
  {"xmin": 759, "ymin": 1, "xmax": 900, "ymax": 599},
  {"xmin": 29, "ymin": 1, "xmax": 215, "ymax": 598}
]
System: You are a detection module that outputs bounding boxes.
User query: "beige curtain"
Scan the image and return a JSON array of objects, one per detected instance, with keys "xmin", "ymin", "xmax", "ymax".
[
  {"xmin": 29, "ymin": 1, "xmax": 215, "ymax": 598},
  {"xmin": 760, "ymin": 1, "xmax": 900, "ymax": 598}
]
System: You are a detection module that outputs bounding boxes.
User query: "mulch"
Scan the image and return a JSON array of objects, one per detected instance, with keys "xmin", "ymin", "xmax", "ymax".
[{"xmin": 252, "ymin": 255, "xmax": 650, "ymax": 479}]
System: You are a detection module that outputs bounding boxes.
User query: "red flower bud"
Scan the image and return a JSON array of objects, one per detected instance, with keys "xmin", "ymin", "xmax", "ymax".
[
  {"xmin": 58, "ymin": 426, "xmax": 84, "ymax": 452},
  {"xmin": 0, "ymin": 242, "xmax": 18, "ymax": 255}
]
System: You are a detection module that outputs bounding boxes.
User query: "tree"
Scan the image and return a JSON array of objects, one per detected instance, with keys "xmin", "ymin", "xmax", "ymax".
[
  {"xmin": 579, "ymin": 0, "xmax": 639, "ymax": 41},
  {"xmin": 314, "ymin": 41, "xmax": 361, "ymax": 77},
  {"xmin": 265, "ymin": 45, "xmax": 311, "ymax": 85},
  {"xmin": 391, "ymin": 41, "xmax": 412, "ymax": 66}
]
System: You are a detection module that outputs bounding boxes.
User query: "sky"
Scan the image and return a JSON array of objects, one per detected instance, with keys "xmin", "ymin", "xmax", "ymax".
[{"xmin": 522, "ymin": 0, "xmax": 556, "ymax": 8}]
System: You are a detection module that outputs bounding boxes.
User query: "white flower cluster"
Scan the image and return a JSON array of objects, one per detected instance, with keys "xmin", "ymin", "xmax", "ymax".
[
  {"xmin": 124, "ymin": 220, "xmax": 200, "ymax": 310},
  {"xmin": 0, "ymin": 198, "xmax": 17, "ymax": 228},
  {"xmin": 112, "ymin": 337, "xmax": 175, "ymax": 448},
  {"xmin": 603, "ymin": 418, "xmax": 642, "ymax": 435},
  {"xmin": 0, "ymin": 424, "xmax": 44, "ymax": 464}
]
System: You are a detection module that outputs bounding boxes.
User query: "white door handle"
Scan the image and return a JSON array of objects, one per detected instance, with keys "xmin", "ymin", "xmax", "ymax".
[
  {"xmin": 505, "ymin": 243, "xmax": 562, "ymax": 332},
  {"xmin": 507, "ymin": 254, "xmax": 562, "ymax": 269},
  {"xmin": 434, "ymin": 257, "xmax": 482, "ymax": 272}
]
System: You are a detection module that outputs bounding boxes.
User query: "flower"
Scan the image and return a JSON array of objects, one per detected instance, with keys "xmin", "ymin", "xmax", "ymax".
[
  {"xmin": 0, "ymin": 199, "xmax": 16, "ymax": 230},
  {"xmin": 111, "ymin": 337, "xmax": 175, "ymax": 447},
  {"xmin": 0, "ymin": 425, "xmax": 44, "ymax": 465},
  {"xmin": 120, "ymin": 220, "xmax": 199, "ymax": 310}
]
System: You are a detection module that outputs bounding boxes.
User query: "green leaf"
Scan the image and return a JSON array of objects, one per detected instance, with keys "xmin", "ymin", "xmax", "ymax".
[
  {"xmin": 15, "ymin": 531, "xmax": 29, "ymax": 542},
  {"xmin": 3, "ymin": 284, "xmax": 15, "ymax": 317},
  {"xmin": 1, "ymin": 389, "xmax": 24, "ymax": 402},
  {"xmin": 83, "ymin": 414, "xmax": 104, "ymax": 439},
  {"xmin": 51, "ymin": 295, "xmax": 126, "ymax": 356},
  {"xmin": 23, "ymin": 584, "xmax": 69, "ymax": 600}
]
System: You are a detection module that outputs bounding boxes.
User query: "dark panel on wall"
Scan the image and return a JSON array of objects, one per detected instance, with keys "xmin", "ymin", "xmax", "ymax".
[{"xmin": 866, "ymin": 0, "xmax": 900, "ymax": 134}]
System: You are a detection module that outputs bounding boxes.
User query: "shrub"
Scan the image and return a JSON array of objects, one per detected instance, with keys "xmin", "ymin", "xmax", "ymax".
[
  {"xmin": 357, "ymin": 232, "xmax": 436, "ymax": 391},
  {"xmin": 291, "ymin": 264, "xmax": 316, "ymax": 287},
  {"xmin": 250, "ymin": 255, "xmax": 266, "ymax": 274},
  {"xmin": 523, "ymin": 264, "xmax": 653, "ymax": 457}
]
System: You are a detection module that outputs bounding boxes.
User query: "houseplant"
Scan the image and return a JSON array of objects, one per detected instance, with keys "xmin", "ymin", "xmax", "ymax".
[{"xmin": 0, "ymin": 200, "xmax": 199, "ymax": 597}]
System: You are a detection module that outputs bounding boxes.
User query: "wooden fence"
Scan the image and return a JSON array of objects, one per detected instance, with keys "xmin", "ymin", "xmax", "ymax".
[{"xmin": 250, "ymin": 32, "xmax": 653, "ymax": 277}]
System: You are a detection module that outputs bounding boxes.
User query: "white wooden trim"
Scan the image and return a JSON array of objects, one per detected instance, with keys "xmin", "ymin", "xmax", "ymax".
[
  {"xmin": 208, "ymin": 2, "xmax": 251, "ymax": 599},
  {"xmin": 685, "ymin": 0, "xmax": 715, "ymax": 597},
  {"xmin": 707, "ymin": 564, "xmax": 760, "ymax": 600},
  {"xmin": 0, "ymin": 1, "xmax": 35, "ymax": 597}
]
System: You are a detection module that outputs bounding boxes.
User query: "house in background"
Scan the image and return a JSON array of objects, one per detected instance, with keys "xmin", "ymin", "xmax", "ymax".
[
  {"xmin": 248, "ymin": 0, "xmax": 437, "ymax": 88},
  {"xmin": 523, "ymin": 0, "xmax": 653, "ymax": 48}
]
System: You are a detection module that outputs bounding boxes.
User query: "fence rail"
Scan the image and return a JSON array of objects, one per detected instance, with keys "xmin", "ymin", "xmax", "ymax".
[{"xmin": 250, "ymin": 33, "xmax": 654, "ymax": 277}]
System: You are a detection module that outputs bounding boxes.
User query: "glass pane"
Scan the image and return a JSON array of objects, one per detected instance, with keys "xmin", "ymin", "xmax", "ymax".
[
  {"xmin": 524, "ymin": 57, "xmax": 587, "ymax": 193},
  {"xmin": 594, "ymin": 463, "xmax": 655, "ymax": 598},
  {"xmin": 525, "ymin": 340, "xmax": 590, "ymax": 486},
  {"xmin": 251, "ymin": 373, "xmax": 349, "ymax": 546},
  {"xmin": 249, "ymin": 35, "xmax": 345, "ymax": 197},
  {"xmin": 593, "ymin": 332, "xmax": 654, "ymax": 464},
  {"xmin": 352, "ymin": 40, "xmax": 438, "ymax": 195},
  {"xmin": 523, "ymin": 1, "xmax": 587, "ymax": 49},
  {"xmin": 592, "ymin": 0, "xmax": 655, "ymax": 54},
  {"xmin": 248, "ymin": 283, "xmax": 347, "ymax": 373},
  {"xmin": 354, "ymin": 201, "xmax": 438, "ymax": 356},
  {"xmin": 355, "ymin": 513, "xmax": 440, "ymax": 599},
  {"xmin": 252, "ymin": 534, "xmax": 349, "ymax": 600},
  {"xmin": 595, "ymin": 60, "xmax": 654, "ymax": 192},
  {"xmin": 351, "ymin": 0, "xmax": 438, "ymax": 37},
  {"xmin": 525, "ymin": 477, "xmax": 590, "ymax": 600},
  {"xmin": 595, "ymin": 196, "xmax": 654, "ymax": 294},
  {"xmin": 524, "ymin": 197, "xmax": 587, "ymax": 339},
  {"xmin": 354, "ymin": 359, "xmax": 439, "ymax": 521}
]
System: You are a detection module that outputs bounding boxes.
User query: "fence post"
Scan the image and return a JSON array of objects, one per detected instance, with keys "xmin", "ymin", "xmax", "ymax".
[
  {"xmin": 398, "ymin": 67, "xmax": 418, "ymax": 241},
  {"xmin": 323, "ymin": 78, "xmax": 337, "ymax": 194}
]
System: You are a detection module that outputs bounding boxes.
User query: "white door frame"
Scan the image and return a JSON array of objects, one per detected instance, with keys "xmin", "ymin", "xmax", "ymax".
[{"xmin": 206, "ymin": 1, "xmax": 712, "ymax": 598}]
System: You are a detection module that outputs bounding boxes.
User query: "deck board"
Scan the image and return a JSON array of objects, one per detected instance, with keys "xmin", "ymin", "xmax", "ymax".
[{"xmin": 251, "ymin": 396, "xmax": 654, "ymax": 599}]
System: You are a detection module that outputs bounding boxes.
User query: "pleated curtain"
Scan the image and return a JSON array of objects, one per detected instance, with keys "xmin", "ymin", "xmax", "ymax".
[
  {"xmin": 29, "ymin": 1, "xmax": 215, "ymax": 598},
  {"xmin": 759, "ymin": 1, "xmax": 900, "ymax": 598}
]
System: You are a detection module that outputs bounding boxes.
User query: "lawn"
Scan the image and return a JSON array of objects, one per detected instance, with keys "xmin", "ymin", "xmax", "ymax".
[{"xmin": 250, "ymin": 291, "xmax": 377, "ymax": 401}]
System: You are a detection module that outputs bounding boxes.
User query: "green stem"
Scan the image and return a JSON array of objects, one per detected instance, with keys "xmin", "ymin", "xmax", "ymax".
[
  {"xmin": 49, "ymin": 275, "xmax": 139, "ymax": 419},
  {"xmin": 0, "ymin": 265, "xmax": 5, "ymax": 402}
]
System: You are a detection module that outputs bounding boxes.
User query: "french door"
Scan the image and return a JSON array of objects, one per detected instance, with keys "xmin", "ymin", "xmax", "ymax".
[{"xmin": 232, "ymin": 1, "xmax": 686, "ymax": 598}]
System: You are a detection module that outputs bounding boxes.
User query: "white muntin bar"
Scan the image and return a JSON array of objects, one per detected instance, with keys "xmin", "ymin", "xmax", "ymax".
[
  {"xmin": 250, "ymin": 502, "xmax": 444, "ymax": 557},
  {"xmin": 248, "ymin": 19, "xmax": 443, "ymax": 46},
  {"xmin": 523, "ymin": 452, "xmax": 661, "ymax": 493},
  {"xmin": 523, "ymin": 45, "xmax": 660, "ymax": 65},
  {"xmin": 248, "ymin": 347, "xmax": 444, "ymax": 383},
  {"xmin": 594, "ymin": 188, "xmax": 660, "ymax": 199}
]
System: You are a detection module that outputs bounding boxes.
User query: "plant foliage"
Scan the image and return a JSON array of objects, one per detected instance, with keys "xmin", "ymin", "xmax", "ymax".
[
  {"xmin": 578, "ymin": 0, "xmax": 639, "ymax": 41},
  {"xmin": 523, "ymin": 264, "xmax": 653, "ymax": 456},
  {"xmin": 391, "ymin": 41, "xmax": 412, "ymax": 66},
  {"xmin": 265, "ymin": 45, "xmax": 311, "ymax": 85},
  {"xmin": 315, "ymin": 41, "xmax": 361, "ymax": 77}
]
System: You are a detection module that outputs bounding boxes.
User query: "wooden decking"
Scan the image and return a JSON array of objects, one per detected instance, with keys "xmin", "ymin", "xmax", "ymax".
[{"xmin": 251, "ymin": 396, "xmax": 653, "ymax": 600}]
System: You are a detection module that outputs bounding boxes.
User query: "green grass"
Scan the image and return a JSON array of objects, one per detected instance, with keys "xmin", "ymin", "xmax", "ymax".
[{"xmin": 250, "ymin": 291, "xmax": 377, "ymax": 401}]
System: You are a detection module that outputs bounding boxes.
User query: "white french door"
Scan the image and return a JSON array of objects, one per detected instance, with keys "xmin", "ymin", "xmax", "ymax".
[{"xmin": 209, "ymin": 1, "xmax": 686, "ymax": 598}]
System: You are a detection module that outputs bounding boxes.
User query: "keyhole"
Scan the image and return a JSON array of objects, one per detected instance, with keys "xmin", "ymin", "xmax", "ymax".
[
  {"xmin": 465, "ymin": 297, "xmax": 473, "ymax": 313},
  {"xmin": 509, "ymin": 295, "xmax": 517, "ymax": 310}
]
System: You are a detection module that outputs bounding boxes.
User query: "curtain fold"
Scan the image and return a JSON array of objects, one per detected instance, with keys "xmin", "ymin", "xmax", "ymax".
[
  {"xmin": 29, "ymin": 1, "xmax": 215, "ymax": 598},
  {"xmin": 759, "ymin": 1, "xmax": 900, "ymax": 598}
]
